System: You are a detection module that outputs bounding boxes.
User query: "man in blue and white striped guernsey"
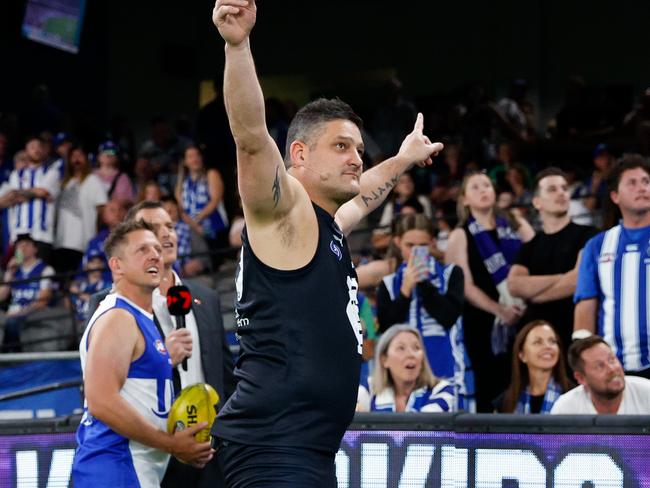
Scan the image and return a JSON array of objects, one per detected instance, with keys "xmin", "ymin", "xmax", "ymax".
[
  {"xmin": 575, "ymin": 154, "xmax": 650, "ymax": 378},
  {"xmin": 72, "ymin": 220, "xmax": 213, "ymax": 488},
  {"xmin": 3, "ymin": 136, "xmax": 60, "ymax": 261}
]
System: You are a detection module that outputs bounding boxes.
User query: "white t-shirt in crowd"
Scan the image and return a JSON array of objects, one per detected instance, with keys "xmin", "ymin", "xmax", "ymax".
[
  {"xmin": 55, "ymin": 174, "xmax": 108, "ymax": 252},
  {"xmin": 550, "ymin": 376, "xmax": 650, "ymax": 414}
]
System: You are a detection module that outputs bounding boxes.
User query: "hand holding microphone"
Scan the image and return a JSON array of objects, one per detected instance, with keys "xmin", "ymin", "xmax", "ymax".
[{"xmin": 167, "ymin": 285, "xmax": 193, "ymax": 371}]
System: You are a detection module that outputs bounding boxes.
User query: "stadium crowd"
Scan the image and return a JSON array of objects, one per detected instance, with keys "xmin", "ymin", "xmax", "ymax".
[{"xmin": 2, "ymin": 74, "xmax": 650, "ymax": 417}]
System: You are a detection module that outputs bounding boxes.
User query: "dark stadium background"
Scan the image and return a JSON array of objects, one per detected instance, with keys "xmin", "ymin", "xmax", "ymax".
[{"xmin": 2, "ymin": 1, "xmax": 650, "ymax": 143}]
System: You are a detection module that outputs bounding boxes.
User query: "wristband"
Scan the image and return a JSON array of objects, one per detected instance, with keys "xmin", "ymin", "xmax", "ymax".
[{"xmin": 571, "ymin": 329, "xmax": 593, "ymax": 341}]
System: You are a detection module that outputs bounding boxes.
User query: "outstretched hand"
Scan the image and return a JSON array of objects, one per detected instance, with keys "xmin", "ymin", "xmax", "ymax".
[
  {"xmin": 397, "ymin": 113, "xmax": 443, "ymax": 168},
  {"xmin": 213, "ymin": 0, "xmax": 257, "ymax": 46}
]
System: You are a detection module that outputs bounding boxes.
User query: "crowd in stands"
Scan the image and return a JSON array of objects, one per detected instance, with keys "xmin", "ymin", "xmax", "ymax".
[{"xmin": 3, "ymin": 76, "xmax": 650, "ymax": 415}]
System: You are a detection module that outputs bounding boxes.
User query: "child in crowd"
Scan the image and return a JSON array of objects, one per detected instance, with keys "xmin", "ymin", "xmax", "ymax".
[{"xmin": 69, "ymin": 251, "xmax": 109, "ymax": 322}]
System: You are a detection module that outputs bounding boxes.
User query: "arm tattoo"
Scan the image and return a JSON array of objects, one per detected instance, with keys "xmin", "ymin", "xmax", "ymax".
[
  {"xmin": 272, "ymin": 166, "xmax": 281, "ymax": 208},
  {"xmin": 361, "ymin": 174, "xmax": 399, "ymax": 207}
]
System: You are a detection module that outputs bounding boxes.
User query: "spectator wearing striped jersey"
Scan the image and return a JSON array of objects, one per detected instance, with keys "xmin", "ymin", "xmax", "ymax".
[
  {"xmin": 495, "ymin": 320, "xmax": 571, "ymax": 413},
  {"xmin": 0, "ymin": 233, "xmax": 54, "ymax": 351},
  {"xmin": 0, "ymin": 150, "xmax": 30, "ymax": 256},
  {"xmin": 574, "ymin": 154, "xmax": 650, "ymax": 378},
  {"xmin": 359, "ymin": 325, "xmax": 456, "ymax": 413},
  {"xmin": 1, "ymin": 136, "xmax": 60, "ymax": 262},
  {"xmin": 175, "ymin": 146, "xmax": 229, "ymax": 267},
  {"xmin": 376, "ymin": 213, "xmax": 474, "ymax": 411}
]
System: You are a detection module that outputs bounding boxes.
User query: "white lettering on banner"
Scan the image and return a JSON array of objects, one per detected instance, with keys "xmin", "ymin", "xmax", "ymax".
[
  {"xmin": 17, "ymin": 450, "xmax": 37, "ymax": 488},
  {"xmin": 475, "ymin": 449, "xmax": 545, "ymax": 487},
  {"xmin": 398, "ymin": 445, "xmax": 435, "ymax": 486},
  {"xmin": 441, "ymin": 445, "xmax": 468, "ymax": 487},
  {"xmin": 554, "ymin": 453, "xmax": 623, "ymax": 487},
  {"xmin": 16, "ymin": 449, "xmax": 74, "ymax": 488},
  {"xmin": 360, "ymin": 443, "xmax": 388, "ymax": 487},
  {"xmin": 335, "ymin": 451, "xmax": 349, "ymax": 488},
  {"xmin": 335, "ymin": 442, "xmax": 627, "ymax": 487},
  {"xmin": 10, "ymin": 438, "xmax": 630, "ymax": 487}
]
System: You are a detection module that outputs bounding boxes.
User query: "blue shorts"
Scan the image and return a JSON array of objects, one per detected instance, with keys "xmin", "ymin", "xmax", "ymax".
[{"xmin": 215, "ymin": 440, "xmax": 337, "ymax": 488}]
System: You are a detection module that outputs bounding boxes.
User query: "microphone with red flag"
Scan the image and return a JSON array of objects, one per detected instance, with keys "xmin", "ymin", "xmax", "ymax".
[{"xmin": 166, "ymin": 285, "xmax": 192, "ymax": 371}]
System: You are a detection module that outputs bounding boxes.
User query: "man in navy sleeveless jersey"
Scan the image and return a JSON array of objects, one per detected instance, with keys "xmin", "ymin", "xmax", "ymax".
[
  {"xmin": 0, "ymin": 233, "xmax": 54, "ymax": 351},
  {"xmin": 575, "ymin": 155, "xmax": 650, "ymax": 378},
  {"xmin": 71, "ymin": 220, "xmax": 213, "ymax": 487},
  {"xmin": 211, "ymin": 2, "xmax": 443, "ymax": 486}
]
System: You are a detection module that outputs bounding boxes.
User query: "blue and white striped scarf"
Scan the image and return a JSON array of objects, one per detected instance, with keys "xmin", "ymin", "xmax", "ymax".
[
  {"xmin": 515, "ymin": 378, "xmax": 564, "ymax": 414},
  {"xmin": 467, "ymin": 215, "xmax": 521, "ymax": 286},
  {"xmin": 391, "ymin": 255, "xmax": 449, "ymax": 337},
  {"xmin": 468, "ymin": 215, "xmax": 522, "ymax": 354}
]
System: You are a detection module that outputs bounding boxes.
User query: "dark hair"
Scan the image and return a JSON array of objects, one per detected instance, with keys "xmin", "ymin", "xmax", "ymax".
[
  {"xmin": 125, "ymin": 200, "xmax": 164, "ymax": 222},
  {"xmin": 568, "ymin": 335, "xmax": 610, "ymax": 374},
  {"xmin": 601, "ymin": 154, "xmax": 650, "ymax": 228},
  {"xmin": 501, "ymin": 320, "xmax": 571, "ymax": 413},
  {"xmin": 284, "ymin": 98, "xmax": 363, "ymax": 168},
  {"xmin": 607, "ymin": 153, "xmax": 650, "ymax": 194},
  {"xmin": 533, "ymin": 167, "xmax": 568, "ymax": 196},
  {"xmin": 63, "ymin": 144, "xmax": 91, "ymax": 187},
  {"xmin": 104, "ymin": 219, "xmax": 155, "ymax": 259},
  {"xmin": 160, "ymin": 195, "xmax": 179, "ymax": 207}
]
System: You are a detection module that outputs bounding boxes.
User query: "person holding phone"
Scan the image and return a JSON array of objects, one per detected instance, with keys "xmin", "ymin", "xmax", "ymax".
[{"xmin": 376, "ymin": 214, "xmax": 474, "ymax": 411}]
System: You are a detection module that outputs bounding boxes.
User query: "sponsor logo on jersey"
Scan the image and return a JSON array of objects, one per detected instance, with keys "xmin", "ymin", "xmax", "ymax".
[
  {"xmin": 154, "ymin": 339, "xmax": 167, "ymax": 355},
  {"xmin": 598, "ymin": 252, "xmax": 615, "ymax": 264},
  {"xmin": 330, "ymin": 240, "xmax": 343, "ymax": 261}
]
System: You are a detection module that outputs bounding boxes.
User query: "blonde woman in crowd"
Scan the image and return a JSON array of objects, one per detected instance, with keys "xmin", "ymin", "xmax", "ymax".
[
  {"xmin": 358, "ymin": 325, "xmax": 456, "ymax": 413},
  {"xmin": 446, "ymin": 170, "xmax": 534, "ymax": 412}
]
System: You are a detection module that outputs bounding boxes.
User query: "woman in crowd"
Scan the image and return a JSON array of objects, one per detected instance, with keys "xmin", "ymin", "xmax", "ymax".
[
  {"xmin": 53, "ymin": 145, "xmax": 108, "ymax": 273},
  {"xmin": 445, "ymin": 170, "xmax": 534, "ymax": 412},
  {"xmin": 376, "ymin": 213, "xmax": 474, "ymax": 410},
  {"xmin": 360, "ymin": 325, "xmax": 456, "ymax": 413},
  {"xmin": 137, "ymin": 180, "xmax": 164, "ymax": 202},
  {"xmin": 175, "ymin": 146, "xmax": 229, "ymax": 262},
  {"xmin": 93, "ymin": 140, "xmax": 134, "ymax": 204},
  {"xmin": 496, "ymin": 320, "xmax": 571, "ymax": 413}
]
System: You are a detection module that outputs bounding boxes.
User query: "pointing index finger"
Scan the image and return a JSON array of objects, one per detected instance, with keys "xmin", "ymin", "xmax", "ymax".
[{"xmin": 413, "ymin": 113, "xmax": 424, "ymax": 134}]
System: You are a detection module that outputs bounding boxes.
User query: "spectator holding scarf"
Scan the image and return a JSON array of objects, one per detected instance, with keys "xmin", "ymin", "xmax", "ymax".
[
  {"xmin": 376, "ymin": 213, "xmax": 474, "ymax": 411},
  {"xmin": 495, "ymin": 320, "xmax": 571, "ymax": 413},
  {"xmin": 446, "ymin": 170, "xmax": 534, "ymax": 412}
]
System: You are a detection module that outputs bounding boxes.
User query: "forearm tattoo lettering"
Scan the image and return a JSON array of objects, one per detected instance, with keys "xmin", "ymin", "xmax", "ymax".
[{"xmin": 361, "ymin": 174, "xmax": 399, "ymax": 207}]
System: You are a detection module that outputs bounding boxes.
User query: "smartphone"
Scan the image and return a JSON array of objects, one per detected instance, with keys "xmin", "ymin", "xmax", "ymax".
[
  {"xmin": 411, "ymin": 245, "xmax": 429, "ymax": 266},
  {"xmin": 411, "ymin": 245, "xmax": 430, "ymax": 281}
]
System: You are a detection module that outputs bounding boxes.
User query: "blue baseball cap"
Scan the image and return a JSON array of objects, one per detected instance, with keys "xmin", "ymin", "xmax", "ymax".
[
  {"xmin": 98, "ymin": 140, "xmax": 118, "ymax": 156},
  {"xmin": 593, "ymin": 143, "xmax": 610, "ymax": 158},
  {"xmin": 53, "ymin": 132, "xmax": 71, "ymax": 147}
]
